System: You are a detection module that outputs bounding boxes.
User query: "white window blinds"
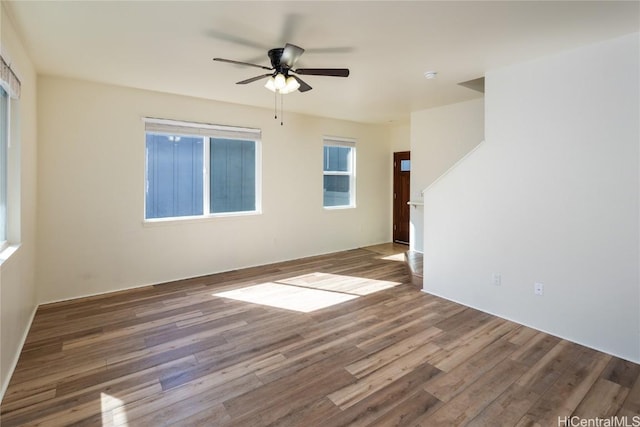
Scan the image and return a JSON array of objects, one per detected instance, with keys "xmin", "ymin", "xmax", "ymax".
[
  {"xmin": 0, "ymin": 55, "xmax": 21, "ymax": 99},
  {"xmin": 144, "ymin": 117, "xmax": 261, "ymax": 141},
  {"xmin": 323, "ymin": 136, "xmax": 356, "ymax": 148}
]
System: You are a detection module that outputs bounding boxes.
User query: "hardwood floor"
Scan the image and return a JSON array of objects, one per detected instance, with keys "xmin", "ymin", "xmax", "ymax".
[{"xmin": 1, "ymin": 243, "xmax": 639, "ymax": 426}]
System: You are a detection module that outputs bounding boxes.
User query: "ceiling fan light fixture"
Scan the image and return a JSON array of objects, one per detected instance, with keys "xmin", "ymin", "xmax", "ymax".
[
  {"xmin": 264, "ymin": 74, "xmax": 300, "ymax": 94},
  {"xmin": 215, "ymin": 43, "xmax": 350, "ymax": 124}
]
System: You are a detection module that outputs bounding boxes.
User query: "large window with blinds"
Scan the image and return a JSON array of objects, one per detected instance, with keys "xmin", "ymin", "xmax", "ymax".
[
  {"xmin": 144, "ymin": 118, "xmax": 261, "ymax": 220},
  {"xmin": 323, "ymin": 136, "xmax": 356, "ymax": 208}
]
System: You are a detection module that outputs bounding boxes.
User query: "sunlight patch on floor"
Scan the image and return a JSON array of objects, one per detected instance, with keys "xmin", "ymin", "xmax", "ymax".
[
  {"xmin": 278, "ymin": 272, "xmax": 401, "ymax": 296},
  {"xmin": 101, "ymin": 392, "xmax": 127, "ymax": 426},
  {"xmin": 379, "ymin": 252, "xmax": 405, "ymax": 262},
  {"xmin": 213, "ymin": 282, "xmax": 359, "ymax": 313}
]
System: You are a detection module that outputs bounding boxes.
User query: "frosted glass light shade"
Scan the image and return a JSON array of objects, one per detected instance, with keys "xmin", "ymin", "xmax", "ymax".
[
  {"xmin": 274, "ymin": 73, "xmax": 286, "ymax": 90},
  {"xmin": 264, "ymin": 77, "xmax": 276, "ymax": 92},
  {"xmin": 280, "ymin": 76, "xmax": 300, "ymax": 94}
]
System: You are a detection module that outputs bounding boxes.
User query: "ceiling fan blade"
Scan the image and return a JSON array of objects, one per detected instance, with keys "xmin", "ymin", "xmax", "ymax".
[
  {"xmin": 281, "ymin": 43, "xmax": 305, "ymax": 68},
  {"xmin": 213, "ymin": 58, "xmax": 272, "ymax": 71},
  {"xmin": 304, "ymin": 47, "xmax": 354, "ymax": 54},
  {"xmin": 292, "ymin": 75, "xmax": 312, "ymax": 93},
  {"xmin": 236, "ymin": 74, "xmax": 273, "ymax": 85},
  {"xmin": 279, "ymin": 14, "xmax": 300, "ymax": 46},
  {"xmin": 294, "ymin": 68, "xmax": 350, "ymax": 77}
]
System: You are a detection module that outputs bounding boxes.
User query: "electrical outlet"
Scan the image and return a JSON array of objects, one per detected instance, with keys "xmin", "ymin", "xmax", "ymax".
[
  {"xmin": 493, "ymin": 273, "xmax": 501, "ymax": 286},
  {"xmin": 534, "ymin": 282, "xmax": 544, "ymax": 296}
]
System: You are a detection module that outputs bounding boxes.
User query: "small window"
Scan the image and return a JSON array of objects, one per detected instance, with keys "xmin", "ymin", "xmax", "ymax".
[
  {"xmin": 400, "ymin": 159, "xmax": 411, "ymax": 172},
  {"xmin": 144, "ymin": 118, "xmax": 261, "ymax": 220},
  {"xmin": 323, "ymin": 137, "xmax": 356, "ymax": 208}
]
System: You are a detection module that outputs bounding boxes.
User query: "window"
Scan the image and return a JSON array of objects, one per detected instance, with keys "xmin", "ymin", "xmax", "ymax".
[
  {"xmin": 0, "ymin": 54, "xmax": 21, "ymax": 249},
  {"xmin": 323, "ymin": 136, "xmax": 356, "ymax": 208},
  {"xmin": 0, "ymin": 88, "xmax": 7, "ymax": 243},
  {"xmin": 144, "ymin": 118, "xmax": 260, "ymax": 220}
]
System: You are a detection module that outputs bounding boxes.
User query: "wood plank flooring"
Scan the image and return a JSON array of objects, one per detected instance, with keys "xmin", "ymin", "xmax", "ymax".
[{"xmin": 2, "ymin": 243, "xmax": 639, "ymax": 426}]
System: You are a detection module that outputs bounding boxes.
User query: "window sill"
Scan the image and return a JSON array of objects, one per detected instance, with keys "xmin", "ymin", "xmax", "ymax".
[
  {"xmin": 323, "ymin": 205, "xmax": 356, "ymax": 211},
  {"xmin": 143, "ymin": 211, "xmax": 262, "ymax": 227},
  {"xmin": 0, "ymin": 243, "xmax": 21, "ymax": 267}
]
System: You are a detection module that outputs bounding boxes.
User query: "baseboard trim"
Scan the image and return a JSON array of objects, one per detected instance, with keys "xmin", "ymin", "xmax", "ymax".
[{"xmin": 38, "ymin": 242, "xmax": 395, "ymax": 307}]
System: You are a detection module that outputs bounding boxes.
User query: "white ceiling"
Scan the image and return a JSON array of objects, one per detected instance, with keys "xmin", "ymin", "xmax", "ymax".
[{"xmin": 4, "ymin": 1, "xmax": 639, "ymax": 124}]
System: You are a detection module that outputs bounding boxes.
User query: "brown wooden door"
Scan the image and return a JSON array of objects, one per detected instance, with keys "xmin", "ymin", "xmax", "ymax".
[{"xmin": 393, "ymin": 151, "xmax": 411, "ymax": 244}]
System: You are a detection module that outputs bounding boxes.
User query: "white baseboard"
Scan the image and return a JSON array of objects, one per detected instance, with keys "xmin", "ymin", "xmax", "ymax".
[{"xmin": 419, "ymin": 288, "xmax": 640, "ymax": 365}]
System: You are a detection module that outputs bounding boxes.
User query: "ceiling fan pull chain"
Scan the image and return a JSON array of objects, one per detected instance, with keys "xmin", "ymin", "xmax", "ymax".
[
  {"xmin": 274, "ymin": 90, "xmax": 278, "ymax": 119},
  {"xmin": 281, "ymin": 93, "xmax": 284, "ymax": 126}
]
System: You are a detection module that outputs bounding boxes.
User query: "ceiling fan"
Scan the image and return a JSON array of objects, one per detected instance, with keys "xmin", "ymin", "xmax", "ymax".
[{"xmin": 213, "ymin": 43, "xmax": 350, "ymax": 94}]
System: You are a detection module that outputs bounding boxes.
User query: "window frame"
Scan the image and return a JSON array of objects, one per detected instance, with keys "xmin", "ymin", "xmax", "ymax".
[
  {"xmin": 0, "ymin": 87, "xmax": 8, "ymax": 250},
  {"xmin": 323, "ymin": 136, "xmax": 356, "ymax": 209},
  {"xmin": 143, "ymin": 118, "xmax": 262, "ymax": 223},
  {"xmin": 0, "ymin": 54, "xmax": 22, "ymax": 255}
]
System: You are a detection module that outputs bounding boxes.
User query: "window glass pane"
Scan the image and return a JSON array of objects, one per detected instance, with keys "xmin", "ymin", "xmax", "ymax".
[
  {"xmin": 400, "ymin": 159, "xmax": 411, "ymax": 172},
  {"xmin": 323, "ymin": 175, "xmax": 351, "ymax": 207},
  {"xmin": 145, "ymin": 133, "xmax": 204, "ymax": 219},
  {"xmin": 210, "ymin": 138, "xmax": 256, "ymax": 214},
  {"xmin": 0, "ymin": 88, "xmax": 7, "ymax": 242},
  {"xmin": 324, "ymin": 146, "xmax": 350, "ymax": 172},
  {"xmin": 323, "ymin": 142, "xmax": 355, "ymax": 208}
]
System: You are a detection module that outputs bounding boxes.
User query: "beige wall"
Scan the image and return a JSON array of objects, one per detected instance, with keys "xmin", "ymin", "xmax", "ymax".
[
  {"xmin": 36, "ymin": 76, "xmax": 392, "ymax": 303},
  {"xmin": 411, "ymin": 98, "xmax": 484, "ymax": 197},
  {"xmin": 0, "ymin": 2, "xmax": 39, "ymax": 399},
  {"xmin": 390, "ymin": 123, "xmax": 410, "ymax": 153},
  {"xmin": 410, "ymin": 98, "xmax": 485, "ymax": 251}
]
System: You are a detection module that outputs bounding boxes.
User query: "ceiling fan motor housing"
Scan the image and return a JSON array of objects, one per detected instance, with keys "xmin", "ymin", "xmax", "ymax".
[{"xmin": 268, "ymin": 48, "xmax": 285, "ymax": 73}]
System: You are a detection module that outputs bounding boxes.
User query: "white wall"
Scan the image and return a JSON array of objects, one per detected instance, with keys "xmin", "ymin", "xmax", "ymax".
[
  {"xmin": 36, "ymin": 76, "xmax": 392, "ymax": 303},
  {"xmin": 410, "ymin": 98, "xmax": 484, "ymax": 251},
  {"xmin": 0, "ymin": 3, "xmax": 39, "ymax": 399},
  {"xmin": 423, "ymin": 33, "xmax": 640, "ymax": 362}
]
